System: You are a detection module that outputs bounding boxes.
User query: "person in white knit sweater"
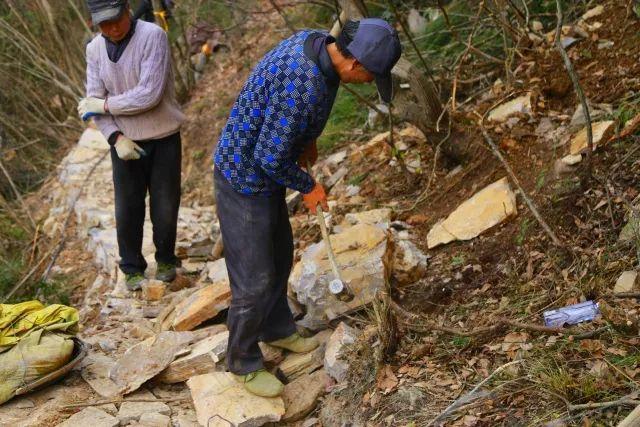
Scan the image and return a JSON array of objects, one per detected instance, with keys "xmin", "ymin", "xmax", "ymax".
[{"xmin": 78, "ymin": 0, "xmax": 185, "ymax": 291}]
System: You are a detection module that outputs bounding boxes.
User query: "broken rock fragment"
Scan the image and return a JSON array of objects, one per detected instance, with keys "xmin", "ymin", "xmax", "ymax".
[
  {"xmin": 427, "ymin": 177, "xmax": 517, "ymax": 248},
  {"xmin": 58, "ymin": 407, "xmax": 119, "ymax": 427},
  {"xmin": 343, "ymin": 208, "xmax": 392, "ymax": 228},
  {"xmin": 172, "ymin": 280, "xmax": 231, "ymax": 331},
  {"xmin": 187, "ymin": 372, "xmax": 285, "ymax": 427},
  {"xmin": 80, "ymin": 353, "xmax": 121, "ymax": 399},
  {"xmin": 289, "ymin": 223, "xmax": 391, "ymax": 329},
  {"xmin": 324, "ymin": 322, "xmax": 357, "ymax": 382},
  {"xmin": 142, "ymin": 280, "xmax": 166, "ymax": 301},
  {"xmin": 282, "ymin": 369, "xmax": 330, "ymax": 422},
  {"xmin": 109, "ymin": 331, "xmax": 191, "ymax": 395},
  {"xmin": 118, "ymin": 400, "xmax": 171, "ymax": 424},
  {"xmin": 569, "ymin": 120, "xmax": 615, "ymax": 155},
  {"xmin": 392, "ymin": 239, "xmax": 429, "ymax": 284},
  {"xmin": 278, "ymin": 346, "xmax": 325, "ymax": 381},
  {"xmin": 487, "ymin": 93, "xmax": 532, "ymax": 123},
  {"xmin": 614, "ymin": 271, "xmax": 638, "ymax": 294},
  {"xmin": 139, "ymin": 412, "xmax": 171, "ymax": 427},
  {"xmin": 156, "ymin": 331, "xmax": 228, "ymax": 384}
]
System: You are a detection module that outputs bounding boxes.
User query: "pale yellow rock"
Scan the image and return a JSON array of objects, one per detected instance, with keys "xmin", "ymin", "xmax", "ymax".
[
  {"xmin": 172, "ymin": 283, "xmax": 231, "ymax": 331},
  {"xmin": 487, "ymin": 94, "xmax": 532, "ymax": 122},
  {"xmin": 427, "ymin": 177, "xmax": 517, "ymax": 248},
  {"xmin": 78, "ymin": 127, "xmax": 109, "ymax": 151},
  {"xmin": 569, "ymin": 121, "xmax": 615, "ymax": 155},
  {"xmin": 206, "ymin": 258, "xmax": 229, "ymax": 285},
  {"xmin": 289, "ymin": 223, "xmax": 391, "ymax": 329},
  {"xmin": 187, "ymin": 372, "xmax": 285, "ymax": 427},
  {"xmin": 344, "ymin": 208, "xmax": 392, "ymax": 228},
  {"xmin": 398, "ymin": 125, "xmax": 425, "ymax": 140},
  {"xmin": 324, "ymin": 322, "xmax": 357, "ymax": 382},
  {"xmin": 142, "ymin": 280, "xmax": 166, "ymax": 301},
  {"xmin": 582, "ymin": 5, "xmax": 604, "ymax": 20},
  {"xmin": 349, "ymin": 131, "xmax": 390, "ymax": 162},
  {"xmin": 561, "ymin": 153, "xmax": 582, "ymax": 166},
  {"xmin": 614, "ymin": 271, "xmax": 638, "ymax": 294}
]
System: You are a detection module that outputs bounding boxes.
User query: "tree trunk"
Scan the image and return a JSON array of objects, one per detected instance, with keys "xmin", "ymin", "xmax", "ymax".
[{"xmin": 331, "ymin": 0, "xmax": 466, "ymax": 164}]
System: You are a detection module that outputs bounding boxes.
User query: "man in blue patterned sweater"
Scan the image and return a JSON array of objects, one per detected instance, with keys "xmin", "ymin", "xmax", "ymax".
[{"xmin": 214, "ymin": 19, "xmax": 401, "ymax": 397}]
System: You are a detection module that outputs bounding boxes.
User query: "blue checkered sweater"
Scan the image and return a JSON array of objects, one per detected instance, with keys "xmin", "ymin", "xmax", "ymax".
[{"xmin": 214, "ymin": 31, "xmax": 338, "ymax": 195}]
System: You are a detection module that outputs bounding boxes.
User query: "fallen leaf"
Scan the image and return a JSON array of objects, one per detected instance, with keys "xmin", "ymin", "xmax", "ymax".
[
  {"xmin": 606, "ymin": 347, "xmax": 627, "ymax": 357},
  {"xmin": 376, "ymin": 365, "xmax": 399, "ymax": 392},
  {"xmin": 407, "ymin": 214, "xmax": 428, "ymax": 225},
  {"xmin": 579, "ymin": 339, "xmax": 604, "ymax": 354}
]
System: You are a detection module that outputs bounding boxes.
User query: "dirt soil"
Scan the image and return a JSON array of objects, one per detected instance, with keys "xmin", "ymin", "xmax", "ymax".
[{"xmin": 9, "ymin": 0, "xmax": 640, "ymax": 425}]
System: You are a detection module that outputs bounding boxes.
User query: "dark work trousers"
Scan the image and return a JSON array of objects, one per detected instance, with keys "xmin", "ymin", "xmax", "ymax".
[
  {"xmin": 214, "ymin": 168, "xmax": 297, "ymax": 375},
  {"xmin": 111, "ymin": 132, "xmax": 181, "ymax": 275}
]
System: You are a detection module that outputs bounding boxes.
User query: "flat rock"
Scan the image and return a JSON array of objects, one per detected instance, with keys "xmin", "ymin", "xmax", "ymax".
[
  {"xmin": 279, "ymin": 346, "xmax": 325, "ymax": 381},
  {"xmin": 582, "ymin": 5, "xmax": 604, "ymax": 20},
  {"xmin": 109, "ymin": 331, "xmax": 191, "ymax": 395},
  {"xmin": 77, "ymin": 127, "xmax": 109, "ymax": 151},
  {"xmin": 172, "ymin": 413, "xmax": 200, "ymax": 427},
  {"xmin": 142, "ymin": 280, "xmax": 166, "ymax": 301},
  {"xmin": 392, "ymin": 239, "xmax": 428, "ymax": 285},
  {"xmin": 427, "ymin": 177, "xmax": 517, "ymax": 249},
  {"xmin": 569, "ymin": 120, "xmax": 615, "ymax": 155},
  {"xmin": 343, "ymin": 208, "xmax": 392, "ymax": 229},
  {"xmin": 187, "ymin": 372, "xmax": 285, "ymax": 427},
  {"xmin": 156, "ymin": 331, "xmax": 229, "ymax": 383},
  {"xmin": 58, "ymin": 407, "xmax": 119, "ymax": 427},
  {"xmin": 614, "ymin": 271, "xmax": 638, "ymax": 294},
  {"xmin": 282, "ymin": 369, "xmax": 330, "ymax": 422},
  {"xmin": 561, "ymin": 153, "xmax": 582, "ymax": 166},
  {"xmin": 139, "ymin": 412, "xmax": 171, "ymax": 427},
  {"xmin": 259, "ymin": 342, "xmax": 284, "ymax": 366},
  {"xmin": 290, "ymin": 223, "xmax": 391, "ymax": 329},
  {"xmin": 118, "ymin": 400, "xmax": 171, "ymax": 424},
  {"xmin": 324, "ymin": 322, "xmax": 357, "ymax": 382},
  {"xmin": 172, "ymin": 282, "xmax": 231, "ymax": 332},
  {"xmin": 487, "ymin": 94, "xmax": 532, "ymax": 122},
  {"xmin": 80, "ymin": 353, "xmax": 122, "ymax": 398}
]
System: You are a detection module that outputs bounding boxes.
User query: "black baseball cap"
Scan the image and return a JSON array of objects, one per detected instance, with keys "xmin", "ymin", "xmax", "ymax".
[
  {"xmin": 86, "ymin": 0, "xmax": 126, "ymax": 25},
  {"xmin": 347, "ymin": 18, "xmax": 402, "ymax": 103}
]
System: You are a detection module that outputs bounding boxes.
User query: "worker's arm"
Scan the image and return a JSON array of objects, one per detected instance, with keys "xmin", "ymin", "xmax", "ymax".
[
  {"xmin": 298, "ymin": 139, "xmax": 318, "ymax": 167},
  {"xmin": 105, "ymin": 28, "xmax": 170, "ymax": 115},
  {"xmin": 85, "ymin": 41, "xmax": 120, "ymax": 143},
  {"xmin": 253, "ymin": 89, "xmax": 315, "ymax": 194}
]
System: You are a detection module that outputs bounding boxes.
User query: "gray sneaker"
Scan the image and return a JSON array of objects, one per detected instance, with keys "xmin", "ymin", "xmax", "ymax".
[
  {"xmin": 125, "ymin": 273, "xmax": 145, "ymax": 291},
  {"xmin": 156, "ymin": 263, "xmax": 177, "ymax": 282}
]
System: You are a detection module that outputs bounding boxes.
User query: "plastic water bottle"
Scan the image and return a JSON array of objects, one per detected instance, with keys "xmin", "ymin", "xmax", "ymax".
[{"xmin": 543, "ymin": 300, "xmax": 600, "ymax": 327}]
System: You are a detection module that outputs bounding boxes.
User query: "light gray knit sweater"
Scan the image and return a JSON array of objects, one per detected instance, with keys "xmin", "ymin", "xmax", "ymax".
[{"xmin": 86, "ymin": 20, "xmax": 185, "ymax": 142}]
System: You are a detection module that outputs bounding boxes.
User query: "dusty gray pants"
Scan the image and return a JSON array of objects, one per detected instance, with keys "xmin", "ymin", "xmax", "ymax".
[{"xmin": 214, "ymin": 168, "xmax": 296, "ymax": 375}]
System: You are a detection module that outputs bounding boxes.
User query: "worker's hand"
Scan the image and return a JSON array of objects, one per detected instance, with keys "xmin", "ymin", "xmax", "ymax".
[
  {"xmin": 114, "ymin": 135, "xmax": 146, "ymax": 161},
  {"xmin": 77, "ymin": 97, "xmax": 107, "ymax": 121},
  {"xmin": 303, "ymin": 183, "xmax": 328, "ymax": 214},
  {"xmin": 298, "ymin": 140, "xmax": 318, "ymax": 167}
]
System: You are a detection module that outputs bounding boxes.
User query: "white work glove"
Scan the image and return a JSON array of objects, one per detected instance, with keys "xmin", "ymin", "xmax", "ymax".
[
  {"xmin": 114, "ymin": 135, "xmax": 146, "ymax": 161},
  {"xmin": 77, "ymin": 97, "xmax": 107, "ymax": 121}
]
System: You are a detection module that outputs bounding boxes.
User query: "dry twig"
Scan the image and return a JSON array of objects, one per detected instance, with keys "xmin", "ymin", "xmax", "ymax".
[
  {"xmin": 554, "ymin": 0, "xmax": 593, "ymax": 183},
  {"xmin": 475, "ymin": 110, "xmax": 563, "ymax": 247}
]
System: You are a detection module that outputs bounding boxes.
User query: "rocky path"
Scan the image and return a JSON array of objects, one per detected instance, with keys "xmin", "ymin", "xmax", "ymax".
[{"xmin": 0, "ymin": 122, "xmax": 432, "ymax": 426}]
